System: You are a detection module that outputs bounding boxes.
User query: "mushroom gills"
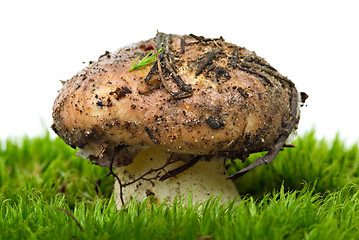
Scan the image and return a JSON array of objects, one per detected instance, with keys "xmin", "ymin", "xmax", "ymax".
[{"xmin": 114, "ymin": 147, "xmax": 239, "ymax": 208}]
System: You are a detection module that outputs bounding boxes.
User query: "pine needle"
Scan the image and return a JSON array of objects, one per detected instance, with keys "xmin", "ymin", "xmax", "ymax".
[{"xmin": 128, "ymin": 48, "xmax": 163, "ymax": 72}]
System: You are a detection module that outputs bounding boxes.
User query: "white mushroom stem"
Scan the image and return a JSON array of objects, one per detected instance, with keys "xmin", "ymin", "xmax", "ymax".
[{"xmin": 113, "ymin": 147, "xmax": 239, "ymax": 209}]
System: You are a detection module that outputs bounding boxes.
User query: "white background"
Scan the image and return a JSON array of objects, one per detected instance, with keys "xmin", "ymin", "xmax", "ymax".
[{"xmin": 1, "ymin": 0, "xmax": 358, "ymax": 144}]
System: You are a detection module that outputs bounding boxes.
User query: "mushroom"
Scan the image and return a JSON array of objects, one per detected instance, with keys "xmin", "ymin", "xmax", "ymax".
[{"xmin": 52, "ymin": 32, "xmax": 302, "ymax": 208}]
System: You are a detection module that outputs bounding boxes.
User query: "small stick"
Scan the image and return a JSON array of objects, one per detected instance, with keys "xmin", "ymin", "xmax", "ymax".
[
  {"xmin": 56, "ymin": 208, "xmax": 84, "ymax": 232},
  {"xmin": 144, "ymin": 126, "xmax": 159, "ymax": 144},
  {"xmin": 237, "ymin": 66, "xmax": 273, "ymax": 87},
  {"xmin": 151, "ymin": 41, "xmax": 193, "ymax": 99},
  {"xmin": 195, "ymin": 51, "xmax": 216, "ymax": 76},
  {"xmin": 122, "ymin": 159, "xmax": 179, "ymax": 187},
  {"xmin": 144, "ymin": 50, "xmax": 165, "ymax": 84},
  {"xmin": 189, "ymin": 33, "xmax": 217, "ymax": 42},
  {"xmin": 229, "ymin": 49, "xmax": 239, "ymax": 68},
  {"xmin": 247, "ymin": 61, "xmax": 293, "ymax": 86},
  {"xmin": 151, "ymin": 41, "xmax": 176, "ymax": 97},
  {"xmin": 106, "ymin": 150, "xmax": 125, "ymax": 206},
  {"xmin": 163, "ymin": 56, "xmax": 192, "ymax": 92},
  {"xmin": 159, "ymin": 156, "xmax": 201, "ymax": 181},
  {"xmin": 243, "ymin": 54, "xmax": 277, "ymax": 71},
  {"xmin": 180, "ymin": 37, "xmax": 186, "ymax": 54},
  {"xmin": 241, "ymin": 54, "xmax": 294, "ymax": 87},
  {"xmin": 228, "ymin": 86, "xmax": 299, "ymax": 179}
]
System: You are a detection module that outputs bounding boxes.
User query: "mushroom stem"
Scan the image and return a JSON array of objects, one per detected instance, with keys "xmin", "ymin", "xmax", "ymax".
[{"xmin": 113, "ymin": 147, "xmax": 239, "ymax": 209}]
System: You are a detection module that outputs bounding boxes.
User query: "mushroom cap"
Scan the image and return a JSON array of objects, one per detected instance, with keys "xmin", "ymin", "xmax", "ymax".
[{"xmin": 52, "ymin": 33, "xmax": 299, "ymax": 165}]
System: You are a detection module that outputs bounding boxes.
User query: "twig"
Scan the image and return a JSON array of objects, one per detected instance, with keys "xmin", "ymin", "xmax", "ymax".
[
  {"xmin": 180, "ymin": 37, "xmax": 186, "ymax": 54},
  {"xmin": 151, "ymin": 41, "xmax": 175, "ymax": 97},
  {"xmin": 104, "ymin": 145, "xmax": 200, "ymax": 206},
  {"xmin": 159, "ymin": 156, "xmax": 201, "ymax": 181},
  {"xmin": 237, "ymin": 66, "xmax": 273, "ymax": 87},
  {"xmin": 189, "ymin": 33, "xmax": 223, "ymax": 42},
  {"xmin": 56, "ymin": 208, "xmax": 84, "ymax": 232},
  {"xmin": 195, "ymin": 51, "xmax": 216, "ymax": 76},
  {"xmin": 163, "ymin": 56, "xmax": 193, "ymax": 93},
  {"xmin": 228, "ymin": 85, "xmax": 299, "ymax": 179},
  {"xmin": 151, "ymin": 41, "xmax": 193, "ymax": 100},
  {"xmin": 229, "ymin": 49, "xmax": 239, "ymax": 68},
  {"xmin": 238, "ymin": 54, "xmax": 295, "ymax": 87},
  {"xmin": 144, "ymin": 126, "xmax": 159, "ymax": 144},
  {"xmin": 106, "ymin": 149, "xmax": 125, "ymax": 206},
  {"xmin": 123, "ymin": 159, "xmax": 179, "ymax": 187},
  {"xmin": 144, "ymin": 50, "xmax": 165, "ymax": 84}
]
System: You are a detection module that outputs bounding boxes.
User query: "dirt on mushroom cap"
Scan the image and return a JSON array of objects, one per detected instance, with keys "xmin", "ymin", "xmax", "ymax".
[{"xmin": 52, "ymin": 32, "xmax": 299, "ymax": 168}]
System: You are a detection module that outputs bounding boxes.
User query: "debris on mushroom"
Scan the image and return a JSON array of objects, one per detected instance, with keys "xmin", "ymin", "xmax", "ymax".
[{"xmin": 52, "ymin": 32, "xmax": 304, "ymax": 208}]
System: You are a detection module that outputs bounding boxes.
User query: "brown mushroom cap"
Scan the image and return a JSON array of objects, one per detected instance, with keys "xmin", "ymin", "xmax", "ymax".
[{"xmin": 52, "ymin": 33, "xmax": 299, "ymax": 167}]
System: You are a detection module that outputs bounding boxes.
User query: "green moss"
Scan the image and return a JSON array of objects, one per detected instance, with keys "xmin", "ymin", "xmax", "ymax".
[
  {"xmin": 0, "ymin": 133, "xmax": 113, "ymax": 205},
  {"xmin": 228, "ymin": 130, "xmax": 359, "ymax": 197},
  {"xmin": 0, "ymin": 131, "xmax": 358, "ymax": 239}
]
